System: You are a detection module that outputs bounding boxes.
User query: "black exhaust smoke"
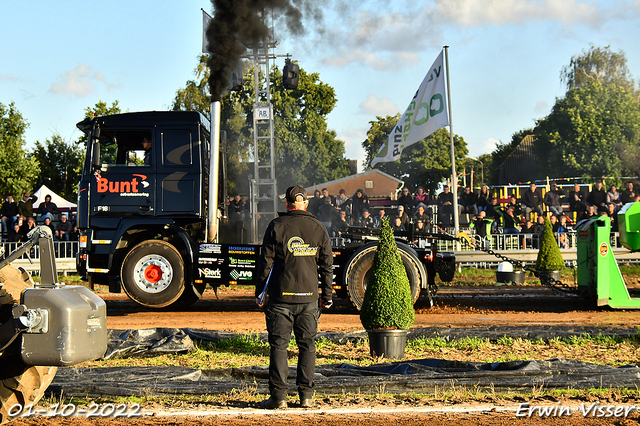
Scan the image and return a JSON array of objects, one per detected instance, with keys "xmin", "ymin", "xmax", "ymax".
[{"xmin": 205, "ymin": 0, "xmax": 309, "ymax": 101}]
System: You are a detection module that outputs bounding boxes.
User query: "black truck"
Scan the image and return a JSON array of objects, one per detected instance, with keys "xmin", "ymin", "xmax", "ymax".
[{"xmin": 75, "ymin": 110, "xmax": 456, "ymax": 309}]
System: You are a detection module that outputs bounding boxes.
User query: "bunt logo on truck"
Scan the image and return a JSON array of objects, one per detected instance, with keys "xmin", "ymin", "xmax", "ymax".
[{"xmin": 96, "ymin": 174, "xmax": 150, "ymax": 197}]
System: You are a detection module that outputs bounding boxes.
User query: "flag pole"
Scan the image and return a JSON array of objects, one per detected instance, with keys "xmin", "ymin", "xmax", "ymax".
[{"xmin": 444, "ymin": 46, "xmax": 460, "ymax": 248}]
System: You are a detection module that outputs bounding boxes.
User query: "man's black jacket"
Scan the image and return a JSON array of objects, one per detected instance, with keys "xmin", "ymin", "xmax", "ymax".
[{"xmin": 256, "ymin": 209, "xmax": 333, "ymax": 304}]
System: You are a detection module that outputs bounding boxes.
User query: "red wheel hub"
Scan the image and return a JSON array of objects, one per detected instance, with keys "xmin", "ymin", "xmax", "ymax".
[{"xmin": 144, "ymin": 264, "xmax": 163, "ymax": 283}]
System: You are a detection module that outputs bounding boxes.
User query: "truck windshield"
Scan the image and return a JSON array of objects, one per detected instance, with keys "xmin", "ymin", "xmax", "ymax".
[{"xmin": 95, "ymin": 130, "xmax": 151, "ymax": 167}]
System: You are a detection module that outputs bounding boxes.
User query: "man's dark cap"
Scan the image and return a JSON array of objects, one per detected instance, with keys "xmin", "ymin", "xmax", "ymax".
[{"xmin": 285, "ymin": 186, "xmax": 307, "ymax": 203}]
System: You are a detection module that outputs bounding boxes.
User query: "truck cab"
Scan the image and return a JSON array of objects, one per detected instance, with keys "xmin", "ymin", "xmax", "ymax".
[{"xmin": 76, "ymin": 111, "xmax": 213, "ymax": 307}]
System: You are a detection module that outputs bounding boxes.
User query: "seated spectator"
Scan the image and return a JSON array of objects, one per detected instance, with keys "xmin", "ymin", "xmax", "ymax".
[
  {"xmin": 36, "ymin": 194, "xmax": 59, "ymax": 223},
  {"xmin": 43, "ymin": 216, "xmax": 56, "ymax": 236},
  {"xmin": 413, "ymin": 204, "xmax": 430, "ymax": 226},
  {"xmin": 470, "ymin": 211, "xmax": 492, "ymax": 239},
  {"xmin": 476, "ymin": 185, "xmax": 492, "ymax": 213},
  {"xmin": 606, "ymin": 185, "xmax": 622, "ymax": 212},
  {"xmin": 607, "ymin": 203, "xmax": 619, "ymax": 233},
  {"xmin": 568, "ymin": 183, "xmax": 587, "ymax": 219},
  {"xmin": 398, "ymin": 188, "xmax": 413, "ymax": 213},
  {"xmin": 521, "ymin": 220, "xmax": 534, "ymax": 234},
  {"xmin": 550, "ymin": 214, "xmax": 568, "ymax": 249},
  {"xmin": 8, "ymin": 222, "xmax": 25, "ymax": 242},
  {"xmin": 522, "ymin": 183, "xmax": 543, "ymax": 220},
  {"xmin": 487, "ymin": 198, "xmax": 504, "ymax": 232},
  {"xmin": 331, "ymin": 210, "xmax": 349, "ymax": 237},
  {"xmin": 579, "ymin": 204, "xmax": 598, "ymax": 222},
  {"xmin": 543, "ymin": 182, "xmax": 564, "ymax": 217},
  {"xmin": 437, "ymin": 186, "xmax": 454, "ymax": 226},
  {"xmin": 396, "ymin": 205, "xmax": 411, "ymax": 230},
  {"xmin": 458, "ymin": 186, "xmax": 478, "ymax": 218},
  {"xmin": 373, "ymin": 208, "xmax": 386, "ymax": 228},
  {"xmin": 531, "ymin": 215, "xmax": 546, "ymax": 249},
  {"xmin": 502, "ymin": 206, "xmax": 520, "ymax": 235},
  {"xmin": 413, "ymin": 219, "xmax": 426, "ymax": 234},
  {"xmin": 412, "ymin": 187, "xmax": 428, "ymax": 213},
  {"xmin": 21, "ymin": 216, "xmax": 37, "ymax": 237},
  {"xmin": 358, "ymin": 209, "xmax": 374, "ymax": 228},
  {"xmin": 587, "ymin": 182, "xmax": 607, "ymax": 212},
  {"xmin": 55, "ymin": 213, "xmax": 73, "ymax": 241},
  {"xmin": 621, "ymin": 181, "xmax": 636, "ymax": 204},
  {"xmin": 506, "ymin": 195, "xmax": 523, "ymax": 221},
  {"xmin": 391, "ymin": 217, "xmax": 405, "ymax": 232},
  {"xmin": 1, "ymin": 195, "xmax": 19, "ymax": 235}
]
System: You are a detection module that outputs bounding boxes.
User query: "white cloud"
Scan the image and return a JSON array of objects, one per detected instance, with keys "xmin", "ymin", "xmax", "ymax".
[
  {"xmin": 320, "ymin": 49, "xmax": 392, "ymax": 70},
  {"xmin": 479, "ymin": 137, "xmax": 499, "ymax": 155},
  {"xmin": 49, "ymin": 64, "xmax": 117, "ymax": 97},
  {"xmin": 0, "ymin": 73, "xmax": 23, "ymax": 82},
  {"xmin": 320, "ymin": 50, "xmax": 420, "ymax": 70},
  {"xmin": 534, "ymin": 100, "xmax": 549, "ymax": 115},
  {"xmin": 359, "ymin": 94, "xmax": 399, "ymax": 117},
  {"xmin": 336, "ymin": 125, "xmax": 368, "ymax": 166},
  {"xmin": 434, "ymin": 0, "xmax": 605, "ymax": 28}
]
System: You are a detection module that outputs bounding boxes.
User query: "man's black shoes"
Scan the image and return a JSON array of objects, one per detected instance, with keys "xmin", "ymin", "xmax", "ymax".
[{"xmin": 260, "ymin": 397, "xmax": 287, "ymax": 409}]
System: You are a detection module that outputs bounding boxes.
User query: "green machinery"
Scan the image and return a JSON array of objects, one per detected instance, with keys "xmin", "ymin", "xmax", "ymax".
[{"xmin": 576, "ymin": 202, "xmax": 640, "ymax": 308}]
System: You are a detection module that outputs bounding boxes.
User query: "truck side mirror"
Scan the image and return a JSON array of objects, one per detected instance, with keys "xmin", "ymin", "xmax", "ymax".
[
  {"xmin": 91, "ymin": 141, "xmax": 100, "ymax": 169},
  {"xmin": 91, "ymin": 126, "xmax": 101, "ymax": 169}
]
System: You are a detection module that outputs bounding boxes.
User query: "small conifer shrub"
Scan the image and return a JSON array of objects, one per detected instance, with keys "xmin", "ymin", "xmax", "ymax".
[
  {"xmin": 360, "ymin": 217, "xmax": 415, "ymax": 330},
  {"xmin": 535, "ymin": 217, "xmax": 565, "ymax": 271}
]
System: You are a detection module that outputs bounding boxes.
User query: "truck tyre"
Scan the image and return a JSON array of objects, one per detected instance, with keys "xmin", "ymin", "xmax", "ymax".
[
  {"xmin": 0, "ymin": 266, "xmax": 57, "ymax": 425},
  {"xmin": 343, "ymin": 244, "xmax": 424, "ymax": 311},
  {"xmin": 121, "ymin": 240, "xmax": 186, "ymax": 308}
]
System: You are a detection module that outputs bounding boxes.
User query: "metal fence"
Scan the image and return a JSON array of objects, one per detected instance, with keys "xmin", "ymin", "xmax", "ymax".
[
  {"xmin": 1, "ymin": 241, "xmax": 78, "ymax": 275},
  {"xmin": 430, "ymin": 229, "xmax": 625, "ymax": 252}
]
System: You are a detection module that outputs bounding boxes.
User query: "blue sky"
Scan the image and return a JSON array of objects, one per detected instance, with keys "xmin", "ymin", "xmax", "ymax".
[{"xmin": 2, "ymin": 0, "xmax": 639, "ymax": 173}]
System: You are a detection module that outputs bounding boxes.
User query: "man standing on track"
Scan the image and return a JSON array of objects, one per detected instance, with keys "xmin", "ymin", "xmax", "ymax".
[{"xmin": 256, "ymin": 185, "xmax": 333, "ymax": 410}]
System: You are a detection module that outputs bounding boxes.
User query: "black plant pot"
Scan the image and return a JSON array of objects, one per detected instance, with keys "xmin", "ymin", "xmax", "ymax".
[
  {"xmin": 537, "ymin": 270, "xmax": 561, "ymax": 283},
  {"xmin": 367, "ymin": 329, "xmax": 408, "ymax": 359},
  {"xmin": 496, "ymin": 270, "xmax": 525, "ymax": 284}
]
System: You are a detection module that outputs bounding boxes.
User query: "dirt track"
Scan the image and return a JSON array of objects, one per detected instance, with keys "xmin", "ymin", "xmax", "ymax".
[
  {"xmin": 13, "ymin": 286, "xmax": 640, "ymax": 426},
  {"xmin": 103, "ymin": 285, "xmax": 640, "ymax": 332}
]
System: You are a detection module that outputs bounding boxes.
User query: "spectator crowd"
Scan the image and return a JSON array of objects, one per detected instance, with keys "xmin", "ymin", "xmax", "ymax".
[{"xmin": 1, "ymin": 191, "xmax": 79, "ymax": 245}]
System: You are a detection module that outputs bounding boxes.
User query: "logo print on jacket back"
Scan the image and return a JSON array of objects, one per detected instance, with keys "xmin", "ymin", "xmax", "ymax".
[{"xmin": 287, "ymin": 236, "xmax": 318, "ymax": 257}]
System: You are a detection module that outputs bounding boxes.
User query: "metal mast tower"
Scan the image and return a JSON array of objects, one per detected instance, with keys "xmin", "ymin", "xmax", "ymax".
[{"xmin": 249, "ymin": 13, "xmax": 278, "ymax": 243}]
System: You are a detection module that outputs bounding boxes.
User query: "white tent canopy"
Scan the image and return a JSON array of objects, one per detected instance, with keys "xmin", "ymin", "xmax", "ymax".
[{"xmin": 33, "ymin": 184, "xmax": 77, "ymax": 210}]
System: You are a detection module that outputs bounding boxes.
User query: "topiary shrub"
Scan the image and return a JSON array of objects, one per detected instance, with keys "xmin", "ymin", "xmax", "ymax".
[
  {"xmin": 535, "ymin": 217, "xmax": 565, "ymax": 271},
  {"xmin": 360, "ymin": 217, "xmax": 415, "ymax": 330}
]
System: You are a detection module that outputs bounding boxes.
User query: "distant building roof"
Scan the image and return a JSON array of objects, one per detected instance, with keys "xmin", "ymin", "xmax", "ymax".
[{"xmin": 496, "ymin": 135, "xmax": 542, "ymax": 185}]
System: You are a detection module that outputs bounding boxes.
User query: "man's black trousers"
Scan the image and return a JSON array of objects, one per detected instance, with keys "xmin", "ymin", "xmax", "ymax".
[{"xmin": 265, "ymin": 301, "xmax": 320, "ymax": 401}]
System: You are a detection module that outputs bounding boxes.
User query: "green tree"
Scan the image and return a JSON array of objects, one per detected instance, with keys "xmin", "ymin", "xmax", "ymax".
[
  {"xmin": 535, "ymin": 217, "xmax": 565, "ymax": 271},
  {"xmin": 31, "ymin": 134, "xmax": 83, "ymax": 201},
  {"xmin": 561, "ymin": 45, "xmax": 635, "ymax": 92},
  {"xmin": 487, "ymin": 129, "xmax": 534, "ymax": 185},
  {"xmin": 535, "ymin": 81, "xmax": 640, "ymax": 179},
  {"xmin": 362, "ymin": 115, "xmax": 468, "ymax": 193},
  {"xmin": 173, "ymin": 56, "xmax": 350, "ymax": 193},
  {"xmin": 0, "ymin": 102, "xmax": 40, "ymax": 197},
  {"xmin": 360, "ymin": 217, "xmax": 415, "ymax": 330}
]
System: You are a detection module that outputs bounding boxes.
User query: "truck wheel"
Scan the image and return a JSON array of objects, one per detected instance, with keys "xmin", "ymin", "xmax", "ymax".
[
  {"xmin": 344, "ymin": 244, "xmax": 423, "ymax": 310},
  {"xmin": 0, "ymin": 266, "xmax": 57, "ymax": 425},
  {"xmin": 121, "ymin": 240, "xmax": 186, "ymax": 308}
]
